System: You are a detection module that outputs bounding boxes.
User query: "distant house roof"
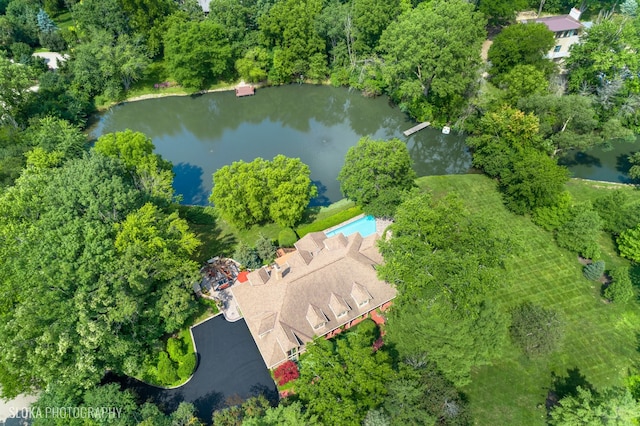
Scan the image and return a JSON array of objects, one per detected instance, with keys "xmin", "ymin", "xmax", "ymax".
[
  {"xmin": 535, "ymin": 15, "xmax": 583, "ymax": 32},
  {"xmin": 197, "ymin": 0, "xmax": 210, "ymax": 13},
  {"xmin": 232, "ymin": 231, "xmax": 397, "ymax": 369}
]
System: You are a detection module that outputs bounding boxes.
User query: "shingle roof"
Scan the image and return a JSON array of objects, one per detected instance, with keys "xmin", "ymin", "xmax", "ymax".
[
  {"xmin": 328, "ymin": 293, "xmax": 351, "ymax": 317},
  {"xmin": 351, "ymin": 282, "xmax": 373, "ymax": 306},
  {"xmin": 294, "ymin": 232, "xmax": 326, "ymax": 254},
  {"xmin": 535, "ymin": 15, "xmax": 582, "ymax": 32},
  {"xmin": 306, "ymin": 304, "xmax": 328, "ymax": 329},
  {"xmin": 258, "ymin": 312, "xmax": 277, "ymax": 337},
  {"xmin": 232, "ymin": 231, "xmax": 397, "ymax": 369}
]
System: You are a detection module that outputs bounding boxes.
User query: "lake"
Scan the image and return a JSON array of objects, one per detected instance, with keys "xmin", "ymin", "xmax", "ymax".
[
  {"xmin": 90, "ymin": 85, "xmax": 640, "ymax": 204},
  {"xmin": 90, "ymin": 85, "xmax": 472, "ymax": 206}
]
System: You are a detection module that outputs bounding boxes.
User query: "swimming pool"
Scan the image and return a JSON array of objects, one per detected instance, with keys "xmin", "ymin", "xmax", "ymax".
[{"xmin": 325, "ymin": 215, "xmax": 376, "ymax": 238}]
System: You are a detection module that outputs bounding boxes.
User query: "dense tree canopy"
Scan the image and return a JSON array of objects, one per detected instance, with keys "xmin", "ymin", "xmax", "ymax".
[
  {"xmin": 549, "ymin": 386, "xmax": 640, "ymax": 425},
  {"xmin": 211, "ymin": 155, "xmax": 317, "ymax": 228},
  {"xmin": 93, "ymin": 129, "xmax": 174, "ymax": 203},
  {"xmin": 258, "ymin": 0, "xmax": 326, "ymax": 83},
  {"xmin": 164, "ymin": 18, "xmax": 232, "ymax": 89},
  {"xmin": 0, "ymin": 153, "xmax": 200, "ymax": 398},
  {"xmin": 338, "ymin": 137, "xmax": 416, "ymax": 217},
  {"xmin": 296, "ymin": 320, "xmax": 394, "ymax": 425},
  {"xmin": 379, "ymin": 0, "xmax": 486, "ymax": 120},
  {"xmin": 378, "ymin": 191, "xmax": 511, "ymax": 385},
  {"xmin": 488, "ymin": 23, "xmax": 555, "ymax": 78}
]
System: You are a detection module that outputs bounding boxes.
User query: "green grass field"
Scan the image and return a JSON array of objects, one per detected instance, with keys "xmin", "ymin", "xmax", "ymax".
[
  {"xmin": 417, "ymin": 175, "xmax": 640, "ymax": 425},
  {"xmin": 182, "ymin": 198, "xmax": 360, "ymax": 263}
]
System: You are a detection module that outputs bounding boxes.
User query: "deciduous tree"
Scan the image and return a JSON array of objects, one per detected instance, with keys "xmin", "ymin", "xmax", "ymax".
[
  {"xmin": 211, "ymin": 156, "xmax": 316, "ymax": 229},
  {"xmin": 467, "ymin": 105, "xmax": 546, "ymax": 177},
  {"xmin": 0, "ymin": 56, "xmax": 34, "ymax": 126},
  {"xmin": 510, "ymin": 302, "xmax": 563, "ymax": 357},
  {"xmin": 618, "ymin": 224, "xmax": 640, "ymax": 262},
  {"xmin": 604, "ymin": 266, "xmax": 634, "ymax": 303},
  {"xmin": 164, "ymin": 19, "xmax": 232, "ymax": 89},
  {"xmin": 338, "ymin": 137, "xmax": 416, "ymax": 216},
  {"xmin": 488, "ymin": 23, "xmax": 555, "ymax": 78},
  {"xmin": 379, "ymin": 0, "xmax": 486, "ymax": 119},
  {"xmin": 94, "ymin": 130, "xmax": 174, "ymax": 203},
  {"xmin": 555, "ymin": 204, "xmax": 602, "ymax": 259},
  {"xmin": 500, "ymin": 148, "xmax": 570, "ymax": 214},
  {"xmin": 296, "ymin": 322, "xmax": 394, "ymax": 425},
  {"xmin": 549, "ymin": 386, "xmax": 640, "ymax": 425},
  {"xmin": 258, "ymin": 0, "xmax": 326, "ymax": 83}
]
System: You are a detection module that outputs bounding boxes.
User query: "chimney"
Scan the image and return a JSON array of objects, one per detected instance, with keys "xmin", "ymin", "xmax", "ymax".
[
  {"xmin": 273, "ymin": 263, "xmax": 289, "ymax": 280},
  {"xmin": 569, "ymin": 7, "xmax": 581, "ymax": 21}
]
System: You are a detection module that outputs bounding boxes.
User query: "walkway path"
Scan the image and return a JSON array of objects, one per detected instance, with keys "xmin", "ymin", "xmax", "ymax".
[{"xmin": 213, "ymin": 288, "xmax": 242, "ymax": 322}]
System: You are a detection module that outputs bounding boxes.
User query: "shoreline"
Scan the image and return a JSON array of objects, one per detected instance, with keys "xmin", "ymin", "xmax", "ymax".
[
  {"xmin": 99, "ymin": 79, "xmax": 333, "ymax": 111},
  {"xmin": 98, "ymin": 80, "xmax": 266, "ymax": 111}
]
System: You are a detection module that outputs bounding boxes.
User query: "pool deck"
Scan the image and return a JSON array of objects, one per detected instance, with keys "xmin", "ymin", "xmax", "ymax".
[{"xmin": 323, "ymin": 214, "xmax": 393, "ymax": 237}]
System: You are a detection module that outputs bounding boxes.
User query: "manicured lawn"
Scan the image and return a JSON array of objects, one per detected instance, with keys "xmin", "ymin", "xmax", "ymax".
[
  {"xmin": 565, "ymin": 178, "xmax": 639, "ymax": 203},
  {"xmin": 190, "ymin": 200, "xmax": 361, "ymax": 255},
  {"xmin": 417, "ymin": 174, "xmax": 640, "ymax": 425}
]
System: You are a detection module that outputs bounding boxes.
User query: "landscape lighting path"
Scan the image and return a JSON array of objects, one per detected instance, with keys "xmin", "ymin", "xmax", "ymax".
[{"xmin": 106, "ymin": 315, "xmax": 276, "ymax": 423}]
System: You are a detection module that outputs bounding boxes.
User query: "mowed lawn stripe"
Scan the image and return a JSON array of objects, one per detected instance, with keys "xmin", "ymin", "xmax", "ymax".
[{"xmin": 416, "ymin": 174, "xmax": 640, "ymax": 425}]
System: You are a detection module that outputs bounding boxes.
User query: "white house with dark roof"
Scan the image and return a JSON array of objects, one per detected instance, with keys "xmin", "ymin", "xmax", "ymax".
[
  {"xmin": 534, "ymin": 8, "xmax": 584, "ymax": 61},
  {"xmin": 231, "ymin": 231, "xmax": 396, "ymax": 369}
]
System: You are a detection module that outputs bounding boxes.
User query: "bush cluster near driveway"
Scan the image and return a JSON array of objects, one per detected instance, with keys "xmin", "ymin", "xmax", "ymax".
[
  {"xmin": 418, "ymin": 175, "xmax": 640, "ymax": 425},
  {"xmin": 141, "ymin": 328, "xmax": 197, "ymax": 387}
]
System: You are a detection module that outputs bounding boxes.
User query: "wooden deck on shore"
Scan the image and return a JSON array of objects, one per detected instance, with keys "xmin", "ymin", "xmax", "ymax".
[
  {"xmin": 235, "ymin": 85, "xmax": 255, "ymax": 97},
  {"xmin": 403, "ymin": 121, "xmax": 430, "ymax": 136}
]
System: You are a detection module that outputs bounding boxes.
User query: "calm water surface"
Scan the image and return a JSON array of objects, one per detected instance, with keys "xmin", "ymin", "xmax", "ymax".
[
  {"xmin": 562, "ymin": 139, "xmax": 640, "ymax": 183},
  {"xmin": 91, "ymin": 85, "xmax": 471, "ymax": 205},
  {"xmin": 91, "ymin": 85, "xmax": 638, "ymax": 201}
]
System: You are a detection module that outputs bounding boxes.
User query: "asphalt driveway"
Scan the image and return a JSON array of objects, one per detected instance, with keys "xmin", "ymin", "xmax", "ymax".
[{"xmin": 107, "ymin": 315, "xmax": 277, "ymax": 423}]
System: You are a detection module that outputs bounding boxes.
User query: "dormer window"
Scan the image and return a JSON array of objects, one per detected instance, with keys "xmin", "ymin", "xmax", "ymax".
[
  {"xmin": 307, "ymin": 304, "xmax": 328, "ymax": 330},
  {"xmin": 329, "ymin": 293, "xmax": 351, "ymax": 319},
  {"xmin": 313, "ymin": 321, "xmax": 326, "ymax": 330},
  {"xmin": 358, "ymin": 299, "xmax": 369, "ymax": 308}
]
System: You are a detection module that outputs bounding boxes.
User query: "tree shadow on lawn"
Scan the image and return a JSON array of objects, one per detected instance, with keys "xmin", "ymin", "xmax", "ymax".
[
  {"xmin": 546, "ymin": 367, "xmax": 595, "ymax": 412},
  {"xmin": 178, "ymin": 206, "xmax": 237, "ymax": 261}
]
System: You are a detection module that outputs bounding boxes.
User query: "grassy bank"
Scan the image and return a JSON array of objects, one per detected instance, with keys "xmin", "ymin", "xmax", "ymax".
[
  {"xmin": 416, "ymin": 174, "xmax": 640, "ymax": 425},
  {"xmin": 186, "ymin": 199, "xmax": 361, "ymax": 262},
  {"xmin": 95, "ymin": 61, "xmax": 243, "ymax": 110}
]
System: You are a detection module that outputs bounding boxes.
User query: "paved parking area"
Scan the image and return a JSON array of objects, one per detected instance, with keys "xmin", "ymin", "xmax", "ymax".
[{"xmin": 110, "ymin": 315, "xmax": 276, "ymax": 423}]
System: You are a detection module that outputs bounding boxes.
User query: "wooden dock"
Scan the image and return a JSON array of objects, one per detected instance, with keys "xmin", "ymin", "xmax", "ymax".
[
  {"xmin": 403, "ymin": 122, "xmax": 430, "ymax": 136},
  {"xmin": 235, "ymin": 85, "xmax": 255, "ymax": 97}
]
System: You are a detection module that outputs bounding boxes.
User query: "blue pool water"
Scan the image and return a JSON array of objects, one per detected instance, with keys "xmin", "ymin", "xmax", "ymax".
[{"xmin": 325, "ymin": 215, "xmax": 376, "ymax": 238}]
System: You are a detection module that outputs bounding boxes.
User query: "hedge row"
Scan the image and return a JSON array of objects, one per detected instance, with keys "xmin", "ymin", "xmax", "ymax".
[{"xmin": 296, "ymin": 206, "xmax": 363, "ymax": 238}]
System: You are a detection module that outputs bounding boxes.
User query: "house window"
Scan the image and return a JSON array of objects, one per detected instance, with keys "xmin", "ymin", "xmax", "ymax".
[
  {"xmin": 553, "ymin": 45, "xmax": 562, "ymax": 53},
  {"xmin": 358, "ymin": 299, "xmax": 369, "ymax": 308},
  {"xmin": 337, "ymin": 311, "xmax": 347, "ymax": 318},
  {"xmin": 287, "ymin": 347, "xmax": 298, "ymax": 357},
  {"xmin": 313, "ymin": 322, "xmax": 326, "ymax": 330}
]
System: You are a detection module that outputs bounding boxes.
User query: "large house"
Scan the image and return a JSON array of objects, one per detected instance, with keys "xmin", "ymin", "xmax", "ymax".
[
  {"xmin": 534, "ymin": 8, "xmax": 584, "ymax": 61},
  {"xmin": 232, "ymin": 230, "xmax": 397, "ymax": 369}
]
